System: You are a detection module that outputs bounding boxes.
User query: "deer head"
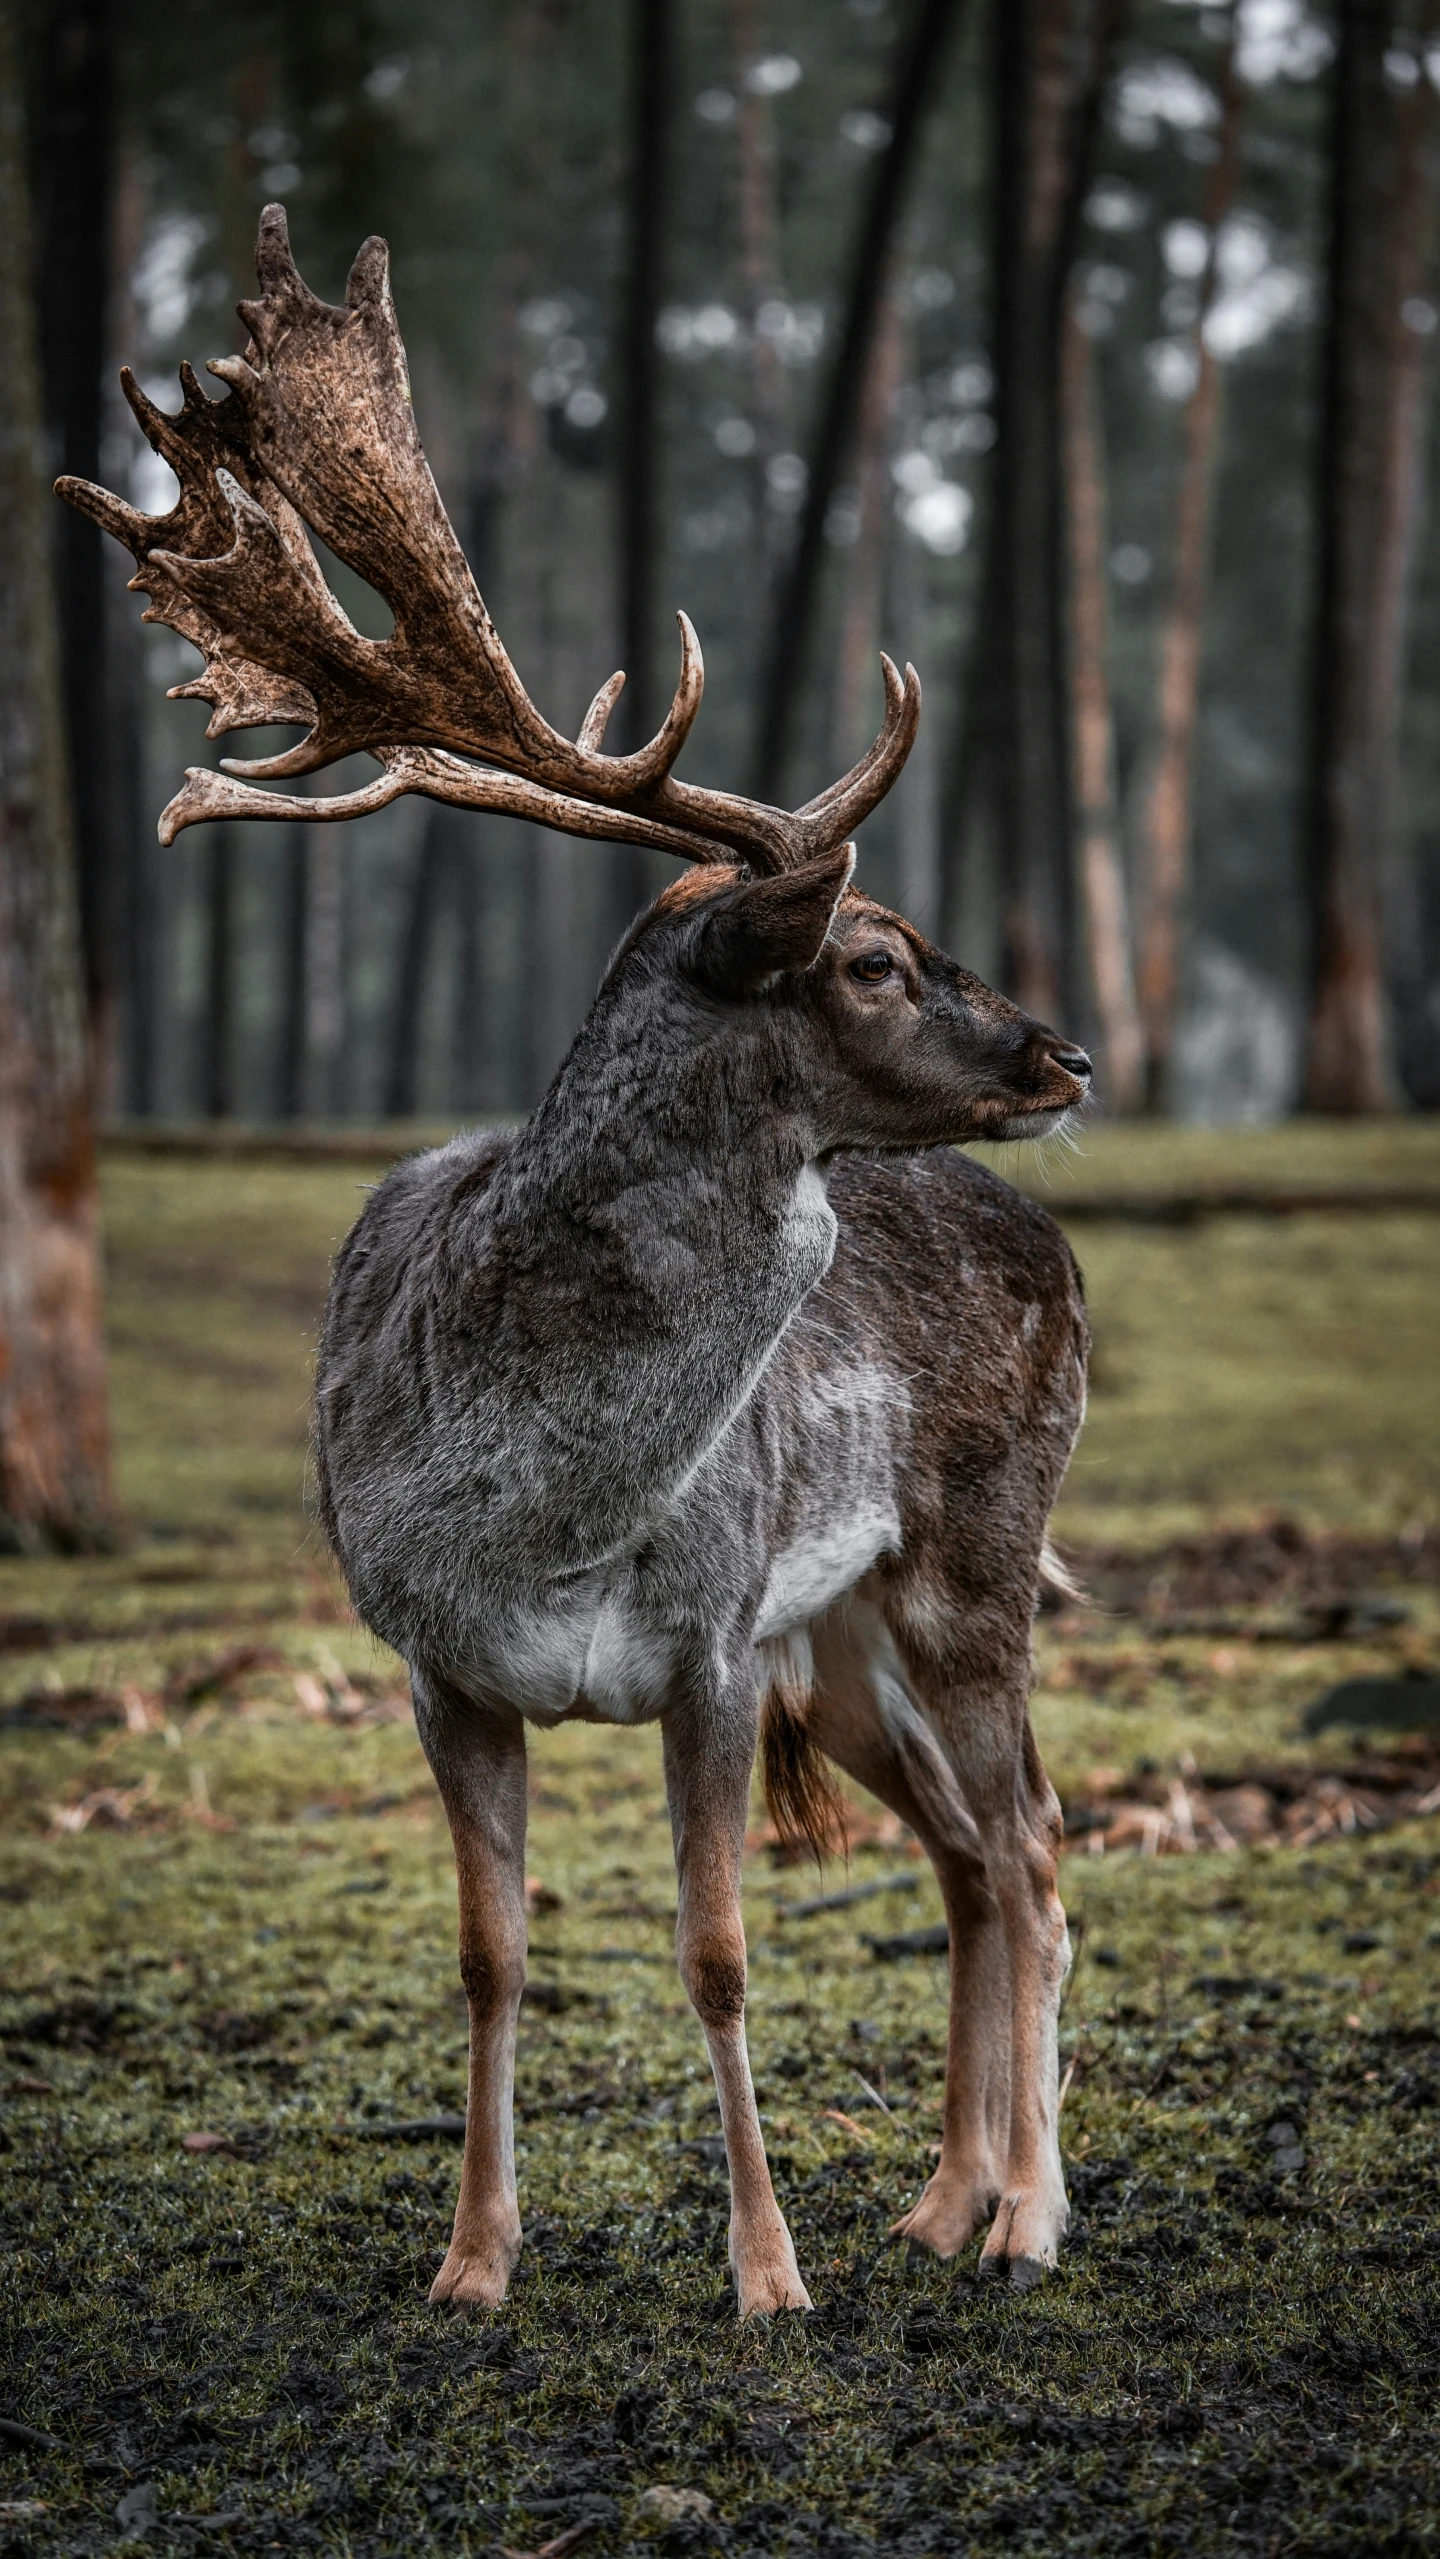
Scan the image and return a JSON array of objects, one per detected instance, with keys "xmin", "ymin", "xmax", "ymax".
[{"xmin": 60, "ymin": 205, "xmax": 1089, "ymax": 1139}]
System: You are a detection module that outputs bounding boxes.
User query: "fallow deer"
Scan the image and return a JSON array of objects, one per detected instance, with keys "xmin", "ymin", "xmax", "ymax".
[{"xmin": 63, "ymin": 207, "xmax": 1092, "ymax": 2315}]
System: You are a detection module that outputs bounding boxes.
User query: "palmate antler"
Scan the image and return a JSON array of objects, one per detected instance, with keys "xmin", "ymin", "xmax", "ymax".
[{"xmin": 58, "ymin": 205, "xmax": 919, "ymax": 872}]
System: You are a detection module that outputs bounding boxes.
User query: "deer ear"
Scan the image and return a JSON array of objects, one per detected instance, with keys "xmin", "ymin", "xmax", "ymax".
[{"xmin": 692, "ymin": 844, "xmax": 857, "ymax": 997}]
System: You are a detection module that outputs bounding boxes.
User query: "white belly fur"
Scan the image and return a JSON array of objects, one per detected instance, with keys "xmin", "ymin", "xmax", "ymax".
[{"xmin": 458, "ymin": 1574, "xmax": 678, "ymax": 1728}]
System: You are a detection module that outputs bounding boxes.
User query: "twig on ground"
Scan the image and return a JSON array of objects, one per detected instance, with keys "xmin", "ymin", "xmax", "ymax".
[
  {"xmin": 777, "ymin": 1872, "xmax": 920, "ymax": 1919},
  {"xmin": 500, "ymin": 2521, "xmax": 596, "ymax": 2559},
  {"xmin": 0, "ymin": 2419, "xmax": 62, "ymax": 2452}
]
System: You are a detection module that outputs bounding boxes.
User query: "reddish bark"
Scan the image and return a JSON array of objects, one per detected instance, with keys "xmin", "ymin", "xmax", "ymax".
[
  {"xmin": 1304, "ymin": 0, "xmax": 1438, "ymax": 1110},
  {"xmin": 1061, "ymin": 300, "xmax": 1143, "ymax": 1111},
  {"xmin": 1133, "ymin": 15, "xmax": 1243, "ymax": 1108},
  {"xmin": 0, "ymin": 1, "xmax": 113, "ymax": 1550}
]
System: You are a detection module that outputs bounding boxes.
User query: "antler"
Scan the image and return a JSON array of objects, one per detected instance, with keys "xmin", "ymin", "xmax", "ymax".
[{"xmin": 58, "ymin": 205, "xmax": 919, "ymax": 870}]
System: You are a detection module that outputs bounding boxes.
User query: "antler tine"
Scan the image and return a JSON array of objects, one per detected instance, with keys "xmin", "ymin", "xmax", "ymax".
[
  {"xmin": 605, "ymin": 610, "xmax": 706, "ymax": 787},
  {"xmin": 578, "ymin": 671, "xmax": 626, "ymax": 753},
  {"xmin": 790, "ymin": 656, "xmax": 922, "ymax": 852}
]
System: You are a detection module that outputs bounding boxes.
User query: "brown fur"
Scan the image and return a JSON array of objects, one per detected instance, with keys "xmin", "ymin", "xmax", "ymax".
[{"xmin": 760, "ymin": 1681, "xmax": 847, "ymax": 1866}]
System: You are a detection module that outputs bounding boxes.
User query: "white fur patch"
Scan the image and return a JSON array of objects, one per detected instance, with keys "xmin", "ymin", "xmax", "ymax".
[{"xmin": 755, "ymin": 1508, "xmax": 899, "ymax": 1642}]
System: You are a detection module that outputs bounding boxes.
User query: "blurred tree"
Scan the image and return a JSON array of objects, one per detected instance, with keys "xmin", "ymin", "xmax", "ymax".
[
  {"xmin": 1133, "ymin": 7, "xmax": 1243, "ymax": 1108},
  {"xmin": 1062, "ymin": 294, "xmax": 1143, "ymax": 1109},
  {"xmin": 1305, "ymin": 0, "xmax": 1440, "ymax": 1110},
  {"xmin": 751, "ymin": 0, "xmax": 965, "ymax": 803},
  {"xmin": 276, "ymin": 823, "xmax": 309, "ymax": 1119},
  {"xmin": 26, "ymin": 0, "xmax": 118, "ymax": 1069},
  {"xmin": 609, "ymin": 0, "xmax": 677, "ymax": 944},
  {"xmin": 386, "ymin": 808, "xmax": 450, "ymax": 1119},
  {"xmin": 946, "ymin": 0, "xmax": 1090, "ymax": 1022},
  {"xmin": 0, "ymin": 0, "xmax": 114, "ymax": 1548},
  {"xmin": 731, "ymin": 0, "xmax": 786, "ymax": 583}
]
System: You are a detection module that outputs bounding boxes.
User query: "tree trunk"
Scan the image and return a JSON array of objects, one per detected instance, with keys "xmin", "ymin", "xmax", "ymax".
[
  {"xmin": 27, "ymin": 0, "xmax": 116, "ymax": 1057},
  {"xmin": 1303, "ymin": 0, "xmax": 1425, "ymax": 1112},
  {"xmin": 385, "ymin": 808, "xmax": 449, "ymax": 1119},
  {"xmin": 1133, "ymin": 14, "xmax": 1242, "ymax": 1108},
  {"xmin": 731, "ymin": 0, "xmax": 787, "ymax": 580},
  {"xmin": 1061, "ymin": 298, "xmax": 1144, "ymax": 1110},
  {"xmin": 608, "ymin": 0, "xmax": 676, "ymax": 945},
  {"xmin": 306, "ymin": 824, "xmax": 346, "ymax": 1119},
  {"xmin": 751, "ymin": 0, "xmax": 965, "ymax": 803},
  {"xmin": 201, "ymin": 835, "xmax": 234, "ymax": 1120},
  {"xmin": 0, "ymin": 0, "xmax": 113, "ymax": 1551},
  {"xmin": 276, "ymin": 825, "xmax": 309, "ymax": 1120},
  {"xmin": 985, "ymin": 0, "xmax": 1077, "ymax": 1021},
  {"xmin": 832, "ymin": 279, "xmax": 905, "ymax": 773},
  {"xmin": 1367, "ymin": 20, "xmax": 1440, "ymax": 1101},
  {"xmin": 940, "ymin": 0, "xmax": 1125, "ymax": 1018},
  {"xmin": 450, "ymin": 831, "xmax": 485, "ymax": 1116}
]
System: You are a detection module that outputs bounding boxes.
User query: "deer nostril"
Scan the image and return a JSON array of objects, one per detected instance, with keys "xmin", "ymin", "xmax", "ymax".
[{"xmin": 1051, "ymin": 1043, "xmax": 1092, "ymax": 1083}]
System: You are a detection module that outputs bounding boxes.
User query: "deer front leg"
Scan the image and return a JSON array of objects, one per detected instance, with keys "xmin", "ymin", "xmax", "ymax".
[
  {"xmin": 662, "ymin": 1698, "xmax": 811, "ymax": 2319},
  {"xmin": 411, "ymin": 1671, "xmax": 528, "ymax": 2310}
]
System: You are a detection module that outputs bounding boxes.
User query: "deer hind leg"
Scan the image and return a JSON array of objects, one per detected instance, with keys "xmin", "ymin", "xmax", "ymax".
[
  {"xmin": 662, "ymin": 1692, "xmax": 812, "ymax": 2319},
  {"xmin": 410, "ymin": 1670, "xmax": 528, "ymax": 2310},
  {"xmin": 884, "ymin": 1608, "xmax": 1071, "ymax": 2287},
  {"xmin": 805, "ymin": 1599, "xmax": 1006, "ymax": 2260}
]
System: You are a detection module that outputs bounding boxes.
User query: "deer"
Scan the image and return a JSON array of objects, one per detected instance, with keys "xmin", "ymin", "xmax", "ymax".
[{"xmin": 63, "ymin": 207, "xmax": 1092, "ymax": 2316}]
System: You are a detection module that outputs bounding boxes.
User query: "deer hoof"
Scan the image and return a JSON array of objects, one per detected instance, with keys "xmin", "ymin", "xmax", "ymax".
[
  {"xmin": 977, "ymin": 2189, "xmax": 1066, "ymax": 2286},
  {"xmin": 737, "ymin": 2268, "xmax": 814, "ymax": 2319},
  {"xmin": 429, "ymin": 2239, "xmax": 519, "ymax": 2309},
  {"xmin": 890, "ymin": 2173, "xmax": 994, "ymax": 2260}
]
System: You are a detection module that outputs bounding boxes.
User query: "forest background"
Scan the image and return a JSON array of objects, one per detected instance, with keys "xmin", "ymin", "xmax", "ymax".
[{"xmin": 20, "ymin": 0, "xmax": 1440, "ymax": 1134}]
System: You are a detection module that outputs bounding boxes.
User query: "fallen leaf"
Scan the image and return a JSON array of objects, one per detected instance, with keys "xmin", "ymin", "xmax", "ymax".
[{"xmin": 181, "ymin": 2131, "xmax": 233, "ymax": 2155}]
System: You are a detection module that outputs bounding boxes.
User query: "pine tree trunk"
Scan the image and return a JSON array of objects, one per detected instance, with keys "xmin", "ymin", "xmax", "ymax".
[
  {"xmin": 27, "ymin": 0, "xmax": 115, "ymax": 1058},
  {"xmin": 1061, "ymin": 299, "xmax": 1143, "ymax": 1111},
  {"xmin": 982, "ymin": 0, "xmax": 1078, "ymax": 1022},
  {"xmin": 201, "ymin": 835, "xmax": 234, "ymax": 1119},
  {"xmin": 0, "ymin": 0, "xmax": 113, "ymax": 1551},
  {"xmin": 832, "ymin": 280, "xmax": 905, "ymax": 770},
  {"xmin": 1303, "ymin": 0, "xmax": 1414, "ymax": 1112},
  {"xmin": 731, "ymin": 0, "xmax": 787, "ymax": 580},
  {"xmin": 306, "ymin": 824, "xmax": 345, "ymax": 1119},
  {"xmin": 385, "ymin": 812, "xmax": 447, "ymax": 1119},
  {"xmin": 608, "ymin": 0, "xmax": 676, "ymax": 946},
  {"xmin": 1365, "ymin": 23, "xmax": 1440, "ymax": 1099},
  {"xmin": 1133, "ymin": 16, "xmax": 1242, "ymax": 1107},
  {"xmin": 276, "ymin": 825, "xmax": 309, "ymax": 1120},
  {"xmin": 751, "ymin": 0, "xmax": 965, "ymax": 802}
]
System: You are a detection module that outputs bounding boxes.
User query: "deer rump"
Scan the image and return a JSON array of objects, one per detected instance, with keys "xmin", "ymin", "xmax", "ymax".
[{"xmin": 315, "ymin": 1131, "xmax": 1086, "ymax": 1858}]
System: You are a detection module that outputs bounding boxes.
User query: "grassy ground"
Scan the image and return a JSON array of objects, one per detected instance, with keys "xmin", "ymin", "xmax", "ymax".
[{"xmin": 1, "ymin": 1125, "xmax": 1438, "ymax": 2558}]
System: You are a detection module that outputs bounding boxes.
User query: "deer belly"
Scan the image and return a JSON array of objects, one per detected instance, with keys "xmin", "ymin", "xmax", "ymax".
[{"xmin": 464, "ymin": 1579, "xmax": 678, "ymax": 1727}]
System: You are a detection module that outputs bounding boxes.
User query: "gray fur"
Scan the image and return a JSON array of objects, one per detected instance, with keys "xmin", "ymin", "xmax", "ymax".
[{"xmin": 314, "ymin": 854, "xmax": 1093, "ymax": 2308}]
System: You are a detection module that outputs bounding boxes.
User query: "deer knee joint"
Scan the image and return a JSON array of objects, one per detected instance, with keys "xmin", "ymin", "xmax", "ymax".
[
  {"xmin": 459, "ymin": 1938, "xmax": 526, "ymax": 2022},
  {"xmin": 678, "ymin": 1934, "xmax": 746, "ymax": 2028}
]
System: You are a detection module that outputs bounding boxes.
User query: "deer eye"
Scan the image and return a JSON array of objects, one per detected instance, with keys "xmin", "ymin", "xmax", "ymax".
[{"xmin": 850, "ymin": 950, "xmax": 893, "ymax": 983}]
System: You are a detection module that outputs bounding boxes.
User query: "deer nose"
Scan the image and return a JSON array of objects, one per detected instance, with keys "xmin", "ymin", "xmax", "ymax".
[{"xmin": 1049, "ymin": 1041, "xmax": 1092, "ymax": 1085}]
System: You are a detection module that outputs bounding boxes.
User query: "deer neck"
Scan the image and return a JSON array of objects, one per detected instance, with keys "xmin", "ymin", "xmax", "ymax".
[{"xmin": 474, "ymin": 1013, "xmax": 836, "ymax": 1557}]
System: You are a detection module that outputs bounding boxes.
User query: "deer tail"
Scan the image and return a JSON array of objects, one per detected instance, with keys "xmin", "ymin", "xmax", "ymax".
[{"xmin": 760, "ymin": 1669, "xmax": 845, "ymax": 1870}]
